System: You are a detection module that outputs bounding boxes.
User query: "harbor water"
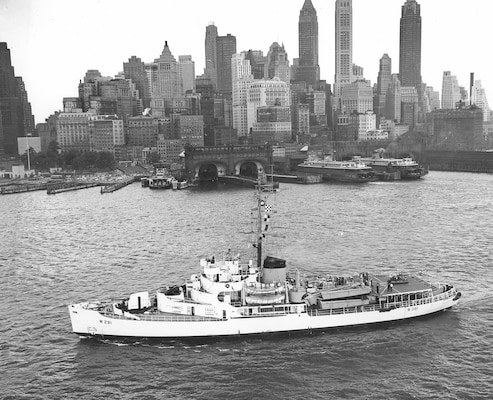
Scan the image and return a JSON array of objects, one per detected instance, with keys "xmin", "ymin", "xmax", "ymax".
[{"xmin": 1, "ymin": 171, "xmax": 492, "ymax": 399}]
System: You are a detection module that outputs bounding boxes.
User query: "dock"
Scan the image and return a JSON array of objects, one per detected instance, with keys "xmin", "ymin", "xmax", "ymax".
[
  {"xmin": 47, "ymin": 182, "xmax": 99, "ymax": 194},
  {"xmin": 100, "ymin": 177, "xmax": 137, "ymax": 194},
  {"xmin": 0, "ymin": 183, "xmax": 48, "ymax": 195}
]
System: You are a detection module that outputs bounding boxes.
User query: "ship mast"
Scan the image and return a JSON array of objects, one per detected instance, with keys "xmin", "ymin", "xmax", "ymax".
[{"xmin": 256, "ymin": 178, "xmax": 263, "ymax": 269}]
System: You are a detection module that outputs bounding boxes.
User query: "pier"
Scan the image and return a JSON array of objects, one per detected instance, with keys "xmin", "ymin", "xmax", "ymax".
[
  {"xmin": 46, "ymin": 182, "xmax": 99, "ymax": 195},
  {"xmin": 0, "ymin": 182, "xmax": 48, "ymax": 195},
  {"xmin": 100, "ymin": 177, "xmax": 138, "ymax": 194}
]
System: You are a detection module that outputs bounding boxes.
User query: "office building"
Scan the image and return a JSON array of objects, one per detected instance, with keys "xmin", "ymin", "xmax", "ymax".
[
  {"xmin": 88, "ymin": 115, "xmax": 125, "ymax": 154},
  {"xmin": 123, "ymin": 56, "xmax": 151, "ymax": 108},
  {"xmin": 246, "ymin": 78, "xmax": 291, "ymax": 133},
  {"xmin": 341, "ymin": 80, "xmax": 373, "ymax": 114},
  {"xmin": 149, "ymin": 41, "xmax": 183, "ymax": 115},
  {"xmin": 471, "ymin": 80, "xmax": 490, "ymax": 122},
  {"xmin": 252, "ymin": 106, "xmax": 292, "ymax": 144},
  {"xmin": 375, "ymin": 54, "xmax": 392, "ymax": 124},
  {"xmin": 216, "ymin": 34, "xmax": 237, "ymax": 97},
  {"xmin": 177, "ymin": 115, "xmax": 204, "ymax": 147},
  {"xmin": 267, "ymin": 43, "xmax": 290, "ymax": 84},
  {"xmin": 0, "ymin": 42, "xmax": 35, "ymax": 156},
  {"xmin": 385, "ymin": 74, "xmax": 402, "ymax": 122},
  {"xmin": 57, "ymin": 112, "xmax": 107, "ymax": 152},
  {"xmin": 245, "ymin": 50, "xmax": 267, "ymax": 80},
  {"xmin": 232, "ymin": 52, "xmax": 254, "ymax": 138},
  {"xmin": 295, "ymin": 0, "xmax": 320, "ymax": 84},
  {"xmin": 126, "ymin": 115, "xmax": 159, "ymax": 147},
  {"xmin": 204, "ymin": 23, "xmax": 218, "ymax": 89},
  {"xmin": 179, "ymin": 55, "xmax": 196, "ymax": 93},
  {"xmin": 334, "ymin": 0, "xmax": 353, "ymax": 102},
  {"xmin": 400, "ymin": 86, "xmax": 419, "ymax": 128},
  {"xmin": 399, "ymin": 0, "xmax": 422, "ymax": 88},
  {"xmin": 441, "ymin": 71, "xmax": 461, "ymax": 109}
]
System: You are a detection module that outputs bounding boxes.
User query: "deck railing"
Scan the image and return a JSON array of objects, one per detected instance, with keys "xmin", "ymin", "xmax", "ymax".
[{"xmin": 90, "ymin": 288, "xmax": 457, "ymax": 321}]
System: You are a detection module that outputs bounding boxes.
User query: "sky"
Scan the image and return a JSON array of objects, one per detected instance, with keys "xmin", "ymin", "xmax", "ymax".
[{"xmin": 1, "ymin": 0, "xmax": 492, "ymax": 125}]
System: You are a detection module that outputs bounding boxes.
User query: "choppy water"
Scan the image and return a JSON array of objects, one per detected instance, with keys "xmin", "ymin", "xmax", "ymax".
[{"xmin": 1, "ymin": 171, "xmax": 492, "ymax": 399}]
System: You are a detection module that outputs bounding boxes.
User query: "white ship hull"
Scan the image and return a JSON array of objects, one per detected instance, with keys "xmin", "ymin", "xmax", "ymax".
[{"xmin": 69, "ymin": 290, "xmax": 459, "ymax": 339}]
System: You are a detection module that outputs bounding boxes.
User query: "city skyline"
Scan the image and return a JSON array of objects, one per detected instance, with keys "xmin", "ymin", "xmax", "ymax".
[{"xmin": 1, "ymin": 0, "xmax": 491, "ymax": 124}]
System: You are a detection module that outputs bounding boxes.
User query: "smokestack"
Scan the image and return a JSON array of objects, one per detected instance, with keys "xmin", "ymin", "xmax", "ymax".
[{"xmin": 470, "ymin": 72, "xmax": 474, "ymax": 106}]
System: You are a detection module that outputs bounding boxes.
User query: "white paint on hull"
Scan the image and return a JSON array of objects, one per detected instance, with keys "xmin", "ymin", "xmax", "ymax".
[{"xmin": 69, "ymin": 294, "xmax": 459, "ymax": 339}]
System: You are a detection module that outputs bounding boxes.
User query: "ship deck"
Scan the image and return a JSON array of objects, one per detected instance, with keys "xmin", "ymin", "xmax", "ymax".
[{"xmin": 370, "ymin": 274, "xmax": 440, "ymax": 296}]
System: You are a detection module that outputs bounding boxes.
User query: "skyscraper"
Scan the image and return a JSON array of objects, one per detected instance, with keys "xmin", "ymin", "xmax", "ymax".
[
  {"xmin": 216, "ymin": 34, "xmax": 237, "ymax": 97},
  {"xmin": 471, "ymin": 80, "xmax": 490, "ymax": 122},
  {"xmin": 267, "ymin": 42, "xmax": 290, "ymax": 84},
  {"xmin": 179, "ymin": 55, "xmax": 196, "ymax": 93},
  {"xmin": 149, "ymin": 41, "xmax": 183, "ymax": 116},
  {"xmin": 334, "ymin": 0, "xmax": 353, "ymax": 102},
  {"xmin": 232, "ymin": 52, "xmax": 254, "ymax": 137},
  {"xmin": 375, "ymin": 54, "xmax": 392, "ymax": 124},
  {"xmin": 124, "ymin": 56, "xmax": 151, "ymax": 108},
  {"xmin": 399, "ymin": 0, "xmax": 421, "ymax": 88},
  {"xmin": 204, "ymin": 23, "xmax": 218, "ymax": 89},
  {"xmin": 295, "ymin": 0, "xmax": 319, "ymax": 84},
  {"xmin": 441, "ymin": 71, "xmax": 461, "ymax": 109},
  {"xmin": 0, "ymin": 42, "xmax": 34, "ymax": 156}
]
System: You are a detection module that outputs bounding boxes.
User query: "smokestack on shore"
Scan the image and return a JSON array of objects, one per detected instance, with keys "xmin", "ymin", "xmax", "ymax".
[{"xmin": 470, "ymin": 72, "xmax": 474, "ymax": 106}]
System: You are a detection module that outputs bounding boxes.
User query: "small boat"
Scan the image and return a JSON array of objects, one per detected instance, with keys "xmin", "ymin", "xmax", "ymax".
[
  {"xmin": 297, "ymin": 156, "xmax": 377, "ymax": 183},
  {"xmin": 68, "ymin": 180, "xmax": 461, "ymax": 339},
  {"xmin": 171, "ymin": 179, "xmax": 190, "ymax": 190}
]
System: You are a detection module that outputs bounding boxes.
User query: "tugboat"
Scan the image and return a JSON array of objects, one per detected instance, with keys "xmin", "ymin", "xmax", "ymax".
[{"xmin": 68, "ymin": 180, "xmax": 460, "ymax": 339}]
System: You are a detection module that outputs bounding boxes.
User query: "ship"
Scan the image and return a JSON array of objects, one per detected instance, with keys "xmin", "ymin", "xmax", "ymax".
[
  {"xmin": 297, "ymin": 156, "xmax": 377, "ymax": 183},
  {"xmin": 355, "ymin": 149, "xmax": 428, "ymax": 180},
  {"xmin": 68, "ymin": 180, "xmax": 461, "ymax": 339},
  {"xmin": 147, "ymin": 167, "xmax": 172, "ymax": 189}
]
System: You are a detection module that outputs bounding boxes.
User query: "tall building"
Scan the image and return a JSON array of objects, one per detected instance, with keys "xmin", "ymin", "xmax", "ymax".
[
  {"xmin": 385, "ymin": 74, "xmax": 402, "ymax": 122},
  {"xmin": 252, "ymin": 106, "xmax": 292, "ymax": 144},
  {"xmin": 126, "ymin": 115, "xmax": 159, "ymax": 147},
  {"xmin": 441, "ymin": 71, "xmax": 461, "ymax": 109},
  {"xmin": 0, "ymin": 42, "xmax": 35, "ymax": 156},
  {"xmin": 88, "ymin": 115, "xmax": 124, "ymax": 154},
  {"xmin": 57, "ymin": 112, "xmax": 99, "ymax": 152},
  {"xmin": 232, "ymin": 52, "xmax": 254, "ymax": 137},
  {"xmin": 471, "ymin": 80, "xmax": 490, "ymax": 122},
  {"xmin": 178, "ymin": 115, "xmax": 204, "ymax": 147},
  {"xmin": 204, "ymin": 23, "xmax": 218, "ymax": 89},
  {"xmin": 244, "ymin": 50, "xmax": 266, "ymax": 80},
  {"xmin": 425, "ymin": 86, "xmax": 440, "ymax": 112},
  {"xmin": 123, "ymin": 56, "xmax": 151, "ymax": 109},
  {"xmin": 399, "ymin": 0, "xmax": 422, "ymax": 88},
  {"xmin": 375, "ymin": 54, "xmax": 392, "ymax": 124},
  {"xmin": 247, "ymin": 78, "xmax": 291, "ymax": 134},
  {"xmin": 179, "ymin": 55, "xmax": 196, "ymax": 93},
  {"xmin": 295, "ymin": 0, "xmax": 320, "ymax": 84},
  {"xmin": 341, "ymin": 80, "xmax": 373, "ymax": 114},
  {"xmin": 150, "ymin": 41, "xmax": 183, "ymax": 115},
  {"xmin": 15, "ymin": 77, "xmax": 35, "ymax": 136},
  {"xmin": 266, "ymin": 42, "xmax": 290, "ymax": 84},
  {"xmin": 334, "ymin": 0, "xmax": 353, "ymax": 103},
  {"xmin": 216, "ymin": 34, "xmax": 237, "ymax": 97},
  {"xmin": 400, "ymin": 86, "xmax": 419, "ymax": 128}
]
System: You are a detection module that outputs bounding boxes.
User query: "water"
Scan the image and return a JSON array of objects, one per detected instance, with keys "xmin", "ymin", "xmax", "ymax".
[{"xmin": 1, "ymin": 171, "xmax": 492, "ymax": 399}]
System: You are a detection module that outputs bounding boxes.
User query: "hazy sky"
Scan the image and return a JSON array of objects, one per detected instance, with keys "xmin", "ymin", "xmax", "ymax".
[{"xmin": 1, "ymin": 0, "xmax": 491, "ymax": 124}]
